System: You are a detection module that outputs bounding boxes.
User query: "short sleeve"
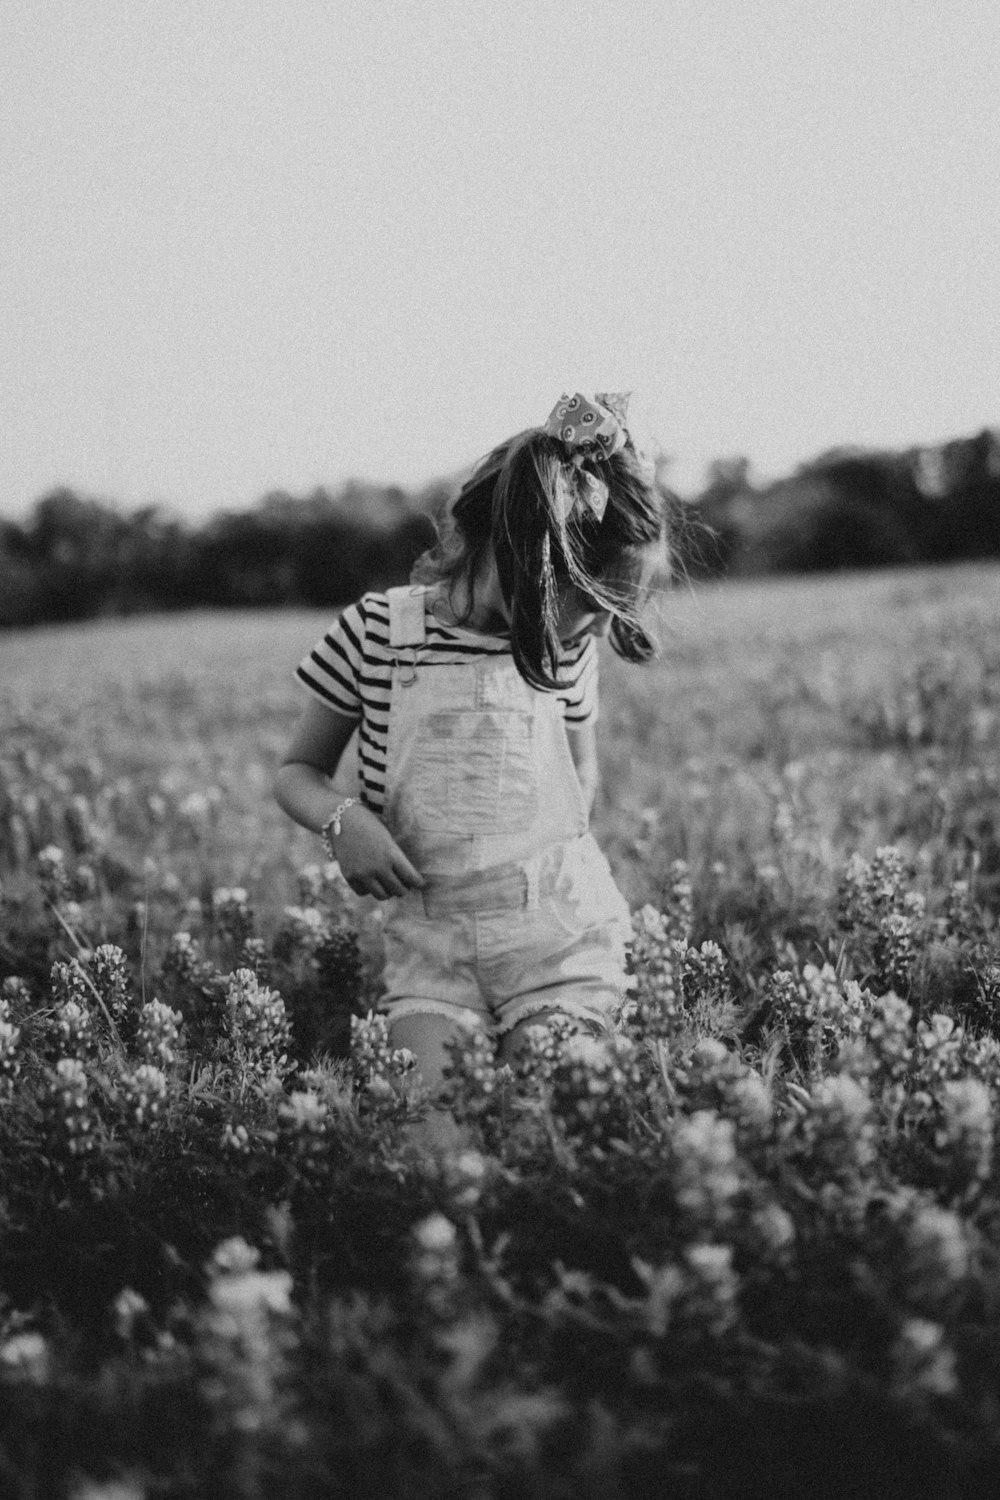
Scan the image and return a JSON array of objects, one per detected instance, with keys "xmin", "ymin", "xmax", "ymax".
[
  {"xmin": 556, "ymin": 634, "xmax": 599, "ymax": 726},
  {"xmin": 295, "ymin": 601, "xmax": 366, "ymax": 719}
]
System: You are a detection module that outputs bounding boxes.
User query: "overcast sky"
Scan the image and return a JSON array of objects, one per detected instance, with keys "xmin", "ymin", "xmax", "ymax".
[{"xmin": 3, "ymin": 0, "xmax": 998, "ymax": 519}]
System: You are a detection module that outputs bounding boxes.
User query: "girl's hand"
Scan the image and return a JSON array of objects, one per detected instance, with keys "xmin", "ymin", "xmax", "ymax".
[{"xmin": 332, "ymin": 802, "xmax": 426, "ymax": 900}]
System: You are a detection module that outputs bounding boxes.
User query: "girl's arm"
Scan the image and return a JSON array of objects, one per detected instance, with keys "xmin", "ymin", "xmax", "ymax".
[
  {"xmin": 566, "ymin": 722, "xmax": 600, "ymax": 815},
  {"xmin": 274, "ymin": 700, "xmax": 424, "ymax": 900}
]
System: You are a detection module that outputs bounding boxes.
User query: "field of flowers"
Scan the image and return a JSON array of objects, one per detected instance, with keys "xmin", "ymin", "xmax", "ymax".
[{"xmin": 0, "ymin": 561, "xmax": 999, "ymax": 1499}]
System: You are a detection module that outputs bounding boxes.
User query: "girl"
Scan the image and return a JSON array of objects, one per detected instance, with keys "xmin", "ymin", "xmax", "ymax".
[{"xmin": 275, "ymin": 393, "xmax": 669, "ymax": 1148}]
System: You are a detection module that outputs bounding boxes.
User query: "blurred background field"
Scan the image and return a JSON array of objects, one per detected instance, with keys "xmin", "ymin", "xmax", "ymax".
[{"xmin": 3, "ymin": 559, "xmax": 997, "ymax": 927}]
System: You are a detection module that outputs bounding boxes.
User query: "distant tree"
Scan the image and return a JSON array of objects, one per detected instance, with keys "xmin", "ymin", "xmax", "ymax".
[
  {"xmin": 23, "ymin": 489, "xmax": 130, "ymax": 620},
  {"xmin": 702, "ymin": 456, "xmax": 753, "ymax": 502}
]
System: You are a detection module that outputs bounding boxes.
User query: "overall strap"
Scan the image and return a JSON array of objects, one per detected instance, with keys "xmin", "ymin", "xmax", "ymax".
[{"xmin": 386, "ymin": 586, "xmax": 427, "ymax": 650}]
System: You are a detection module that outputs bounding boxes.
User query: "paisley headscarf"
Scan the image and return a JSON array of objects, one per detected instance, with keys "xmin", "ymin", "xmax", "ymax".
[{"xmin": 542, "ymin": 391, "xmax": 631, "ymax": 522}]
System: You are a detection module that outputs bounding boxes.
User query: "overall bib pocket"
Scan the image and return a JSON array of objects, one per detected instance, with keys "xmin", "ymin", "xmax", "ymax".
[{"xmin": 405, "ymin": 710, "xmax": 538, "ymax": 834}]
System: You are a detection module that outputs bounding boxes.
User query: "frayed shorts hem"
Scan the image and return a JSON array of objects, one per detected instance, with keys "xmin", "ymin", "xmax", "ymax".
[
  {"xmin": 378, "ymin": 993, "xmax": 617, "ymax": 1037},
  {"xmin": 379, "ymin": 998, "xmax": 489, "ymax": 1031},
  {"xmin": 493, "ymin": 996, "xmax": 613, "ymax": 1036}
]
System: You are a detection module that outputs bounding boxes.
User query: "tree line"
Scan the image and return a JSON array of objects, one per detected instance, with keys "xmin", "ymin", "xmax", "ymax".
[
  {"xmin": 1, "ymin": 426, "xmax": 997, "ymax": 628},
  {"xmin": 0, "ymin": 483, "xmax": 444, "ymax": 629},
  {"xmin": 682, "ymin": 427, "xmax": 1000, "ymax": 578}
]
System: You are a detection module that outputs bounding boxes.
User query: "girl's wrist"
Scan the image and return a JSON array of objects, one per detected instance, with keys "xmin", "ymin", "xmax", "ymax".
[{"xmin": 320, "ymin": 797, "xmax": 360, "ymax": 860}]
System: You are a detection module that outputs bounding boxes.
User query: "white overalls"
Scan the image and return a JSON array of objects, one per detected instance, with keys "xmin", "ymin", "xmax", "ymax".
[{"xmin": 378, "ymin": 585, "xmax": 633, "ymax": 1037}]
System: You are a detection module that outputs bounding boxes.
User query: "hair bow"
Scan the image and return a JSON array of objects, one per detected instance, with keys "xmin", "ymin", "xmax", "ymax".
[{"xmin": 543, "ymin": 391, "xmax": 632, "ymax": 523}]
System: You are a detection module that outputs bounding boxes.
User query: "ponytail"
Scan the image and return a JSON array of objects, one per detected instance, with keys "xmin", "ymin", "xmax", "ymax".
[
  {"xmin": 492, "ymin": 432, "xmax": 570, "ymax": 690},
  {"xmin": 412, "ymin": 419, "xmax": 670, "ymax": 690}
]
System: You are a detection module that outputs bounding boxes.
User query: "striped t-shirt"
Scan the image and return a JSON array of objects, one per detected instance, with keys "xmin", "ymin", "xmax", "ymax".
[{"xmin": 295, "ymin": 590, "xmax": 599, "ymax": 814}]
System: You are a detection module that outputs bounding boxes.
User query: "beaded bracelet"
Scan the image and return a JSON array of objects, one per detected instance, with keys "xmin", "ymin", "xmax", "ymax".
[{"xmin": 321, "ymin": 797, "xmax": 359, "ymax": 861}]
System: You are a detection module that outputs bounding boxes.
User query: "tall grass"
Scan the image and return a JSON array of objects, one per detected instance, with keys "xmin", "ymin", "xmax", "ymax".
[{"xmin": 0, "ymin": 561, "xmax": 997, "ymax": 1497}]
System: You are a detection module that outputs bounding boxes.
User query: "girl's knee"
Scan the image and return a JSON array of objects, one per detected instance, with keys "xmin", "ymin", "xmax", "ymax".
[
  {"xmin": 388, "ymin": 1008, "xmax": 485, "ymax": 1091},
  {"xmin": 497, "ymin": 1006, "xmax": 607, "ymax": 1065}
]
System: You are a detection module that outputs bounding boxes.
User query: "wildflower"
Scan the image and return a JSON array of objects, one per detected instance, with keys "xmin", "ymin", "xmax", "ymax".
[
  {"xmin": 273, "ymin": 904, "xmax": 330, "ymax": 964},
  {"xmin": 944, "ymin": 879, "xmax": 977, "ymax": 940},
  {"xmin": 212, "ymin": 887, "xmax": 254, "ymax": 944},
  {"xmin": 221, "ymin": 1122, "xmax": 251, "ymax": 1154},
  {"xmin": 662, "ymin": 860, "xmax": 694, "ymax": 944},
  {"xmin": 935, "ymin": 1079, "xmax": 993, "ymax": 1190},
  {"xmin": 92, "ymin": 944, "xmax": 130, "ymax": 1024},
  {"xmin": 681, "ymin": 1243, "xmax": 739, "ymax": 1337},
  {"xmin": 1, "ymin": 977, "xmax": 31, "ymax": 1013},
  {"xmin": 162, "ymin": 931, "xmax": 206, "ymax": 986},
  {"xmin": 443, "ymin": 1020, "xmax": 507, "ymax": 1127},
  {"xmin": 441, "ymin": 1149, "xmax": 489, "ymax": 1212},
  {"xmin": 865, "ymin": 992, "xmax": 913, "ymax": 1084},
  {"xmin": 975, "ymin": 963, "xmax": 1000, "ymax": 1015},
  {"xmin": 46, "ymin": 1057, "xmax": 98, "ymax": 1156},
  {"xmin": 631, "ymin": 1257, "xmax": 684, "ymax": 1338},
  {"xmin": 279, "ymin": 1089, "xmax": 328, "ymax": 1137},
  {"xmin": 0, "ymin": 1018, "xmax": 21, "ymax": 1087},
  {"xmin": 350, "ymin": 1011, "xmax": 417, "ymax": 1112},
  {"xmin": 181, "ymin": 897, "xmax": 203, "ymax": 927},
  {"xmin": 874, "ymin": 910, "xmax": 921, "ymax": 995},
  {"xmin": 766, "ymin": 965, "xmax": 868, "ymax": 1070},
  {"xmin": 870, "ymin": 846, "xmax": 910, "ymax": 909},
  {"xmin": 119, "ymin": 1064, "xmax": 169, "ymax": 1126},
  {"xmin": 54, "ymin": 999, "xmax": 98, "ymax": 1060},
  {"xmin": 158, "ymin": 871, "xmax": 183, "ymax": 901},
  {"xmin": 724, "ymin": 1072, "xmax": 774, "ymax": 1134},
  {"xmin": 178, "ymin": 789, "xmax": 216, "ymax": 826},
  {"xmin": 550, "ymin": 1030, "xmax": 645, "ymax": 1147},
  {"xmin": 512, "ymin": 1015, "xmax": 580, "ymax": 1088},
  {"xmin": 69, "ymin": 861, "xmax": 98, "ymax": 901},
  {"xmin": 671, "ymin": 1110, "xmax": 742, "ymax": 1228},
  {"xmin": 682, "ymin": 941, "xmax": 732, "ymax": 1014},
  {"xmin": 113, "ymin": 1287, "xmax": 150, "ymax": 1341},
  {"xmin": 315, "ymin": 928, "xmax": 363, "ymax": 994},
  {"xmin": 296, "ymin": 1061, "xmax": 358, "ymax": 1118},
  {"xmin": 0, "ymin": 1330, "xmax": 50, "ymax": 1384},
  {"xmin": 748, "ymin": 1202, "xmax": 796, "ymax": 1264},
  {"xmin": 209, "ymin": 1261, "xmax": 293, "ymax": 1321},
  {"xmin": 211, "ymin": 1237, "xmax": 261, "ymax": 1276},
  {"xmin": 50, "ymin": 958, "xmax": 91, "ymax": 1009},
  {"xmin": 239, "ymin": 936, "xmax": 270, "ymax": 977},
  {"xmin": 70, "ymin": 1476, "xmax": 146, "ymax": 1500},
  {"xmin": 296, "ymin": 863, "xmax": 325, "ymax": 904},
  {"xmin": 689, "ymin": 1037, "xmax": 729, "ymax": 1071},
  {"xmin": 627, "ymin": 905, "xmax": 686, "ymax": 1042},
  {"xmin": 225, "ymin": 969, "xmax": 291, "ymax": 1069},
  {"xmin": 37, "ymin": 844, "xmax": 70, "ymax": 902},
  {"xmin": 199, "ymin": 1237, "xmax": 296, "ymax": 1435},
  {"xmin": 681, "ymin": 1037, "xmax": 742, "ymax": 1103},
  {"xmin": 917, "ymin": 1014, "xmax": 965, "ymax": 1085},
  {"xmin": 891, "ymin": 1318, "xmax": 958, "ymax": 1398},
  {"xmin": 410, "ymin": 1213, "xmax": 461, "ymax": 1288},
  {"xmin": 797, "ymin": 1074, "xmax": 876, "ymax": 1181},
  {"xmin": 965, "ymin": 1033, "xmax": 1000, "ymax": 1092},
  {"xmin": 837, "ymin": 845, "xmax": 909, "ymax": 934},
  {"xmin": 136, "ymin": 998, "xmax": 183, "ymax": 1068},
  {"xmin": 902, "ymin": 1203, "xmax": 969, "ymax": 1308}
]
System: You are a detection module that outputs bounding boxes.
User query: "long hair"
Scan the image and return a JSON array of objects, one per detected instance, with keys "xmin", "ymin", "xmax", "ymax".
[{"xmin": 412, "ymin": 427, "xmax": 671, "ymax": 691}]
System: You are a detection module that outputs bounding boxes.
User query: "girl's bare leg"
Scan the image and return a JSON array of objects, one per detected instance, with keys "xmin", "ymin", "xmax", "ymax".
[
  {"xmin": 496, "ymin": 1008, "xmax": 560, "ymax": 1069},
  {"xmin": 389, "ymin": 1012, "xmax": 471, "ymax": 1155}
]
